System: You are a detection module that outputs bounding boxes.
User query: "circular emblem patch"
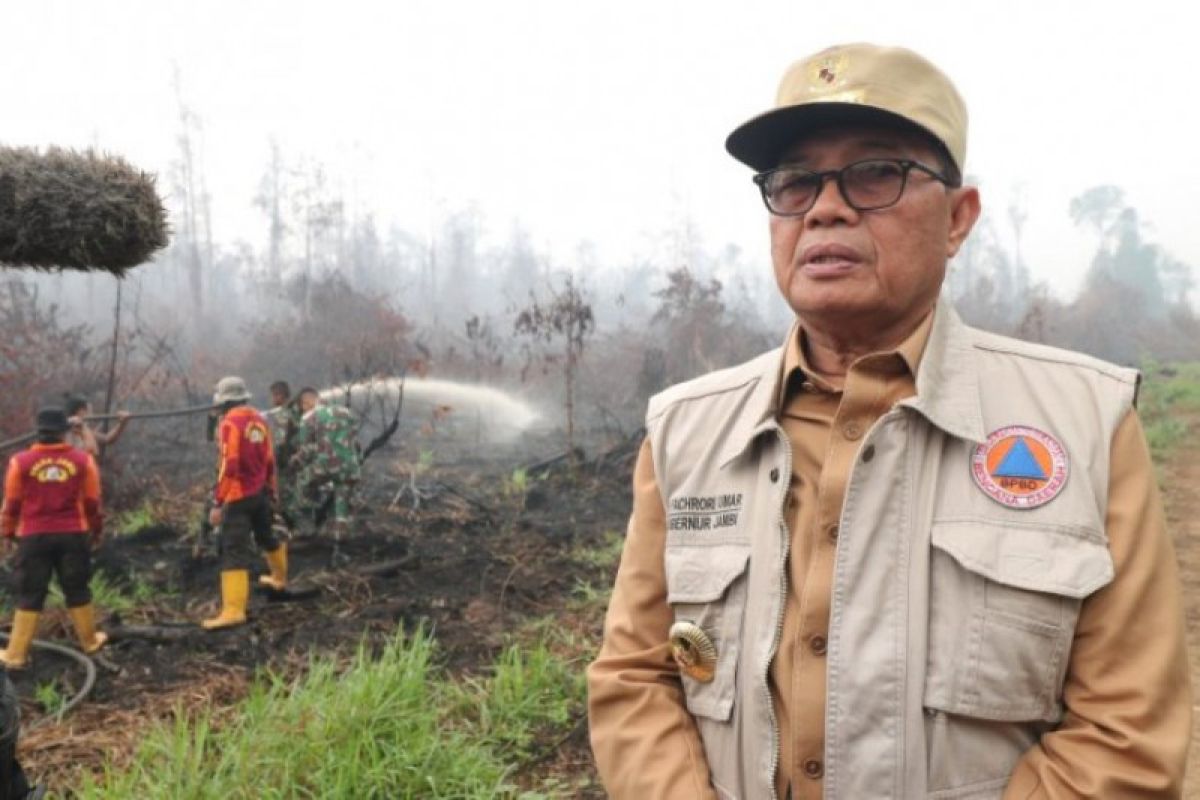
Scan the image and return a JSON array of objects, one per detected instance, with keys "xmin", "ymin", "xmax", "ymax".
[
  {"xmin": 34, "ymin": 464, "xmax": 69, "ymax": 483},
  {"xmin": 971, "ymin": 426, "xmax": 1069, "ymax": 509},
  {"xmin": 30, "ymin": 457, "xmax": 76, "ymax": 484},
  {"xmin": 246, "ymin": 422, "xmax": 268, "ymax": 444}
]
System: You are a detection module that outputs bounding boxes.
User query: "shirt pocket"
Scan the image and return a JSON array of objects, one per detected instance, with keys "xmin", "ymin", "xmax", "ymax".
[
  {"xmin": 664, "ymin": 538, "xmax": 751, "ymax": 722},
  {"xmin": 924, "ymin": 519, "xmax": 1113, "ymax": 723}
]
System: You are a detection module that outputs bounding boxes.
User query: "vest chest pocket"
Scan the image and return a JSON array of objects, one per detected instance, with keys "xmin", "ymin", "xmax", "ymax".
[
  {"xmin": 924, "ymin": 520, "xmax": 1113, "ymax": 723},
  {"xmin": 664, "ymin": 539, "xmax": 751, "ymax": 722}
]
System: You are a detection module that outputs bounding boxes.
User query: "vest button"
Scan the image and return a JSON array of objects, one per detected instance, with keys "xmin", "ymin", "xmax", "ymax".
[
  {"xmin": 804, "ymin": 759, "xmax": 824, "ymax": 779},
  {"xmin": 826, "ymin": 523, "xmax": 839, "ymax": 542},
  {"xmin": 810, "ymin": 634, "xmax": 827, "ymax": 655},
  {"xmin": 861, "ymin": 444, "xmax": 876, "ymax": 463},
  {"xmin": 770, "ymin": 468, "xmax": 780, "ymax": 483},
  {"xmin": 842, "ymin": 422, "xmax": 863, "ymax": 440}
]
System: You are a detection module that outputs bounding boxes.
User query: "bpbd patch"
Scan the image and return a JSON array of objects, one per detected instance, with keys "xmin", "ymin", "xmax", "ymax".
[{"xmin": 972, "ymin": 425, "xmax": 1068, "ymax": 509}]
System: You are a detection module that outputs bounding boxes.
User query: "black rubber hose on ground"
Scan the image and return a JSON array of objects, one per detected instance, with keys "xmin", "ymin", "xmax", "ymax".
[{"xmin": 0, "ymin": 634, "xmax": 96, "ymax": 728}]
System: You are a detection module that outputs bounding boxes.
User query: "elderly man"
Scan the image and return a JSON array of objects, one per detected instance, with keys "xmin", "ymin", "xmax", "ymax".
[{"xmin": 587, "ymin": 44, "xmax": 1189, "ymax": 799}]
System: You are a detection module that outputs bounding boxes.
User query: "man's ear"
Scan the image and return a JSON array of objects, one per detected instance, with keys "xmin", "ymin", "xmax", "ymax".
[{"xmin": 946, "ymin": 186, "xmax": 981, "ymax": 259}]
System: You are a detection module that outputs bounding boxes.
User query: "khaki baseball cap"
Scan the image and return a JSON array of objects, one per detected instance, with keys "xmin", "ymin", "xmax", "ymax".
[{"xmin": 726, "ymin": 43, "xmax": 967, "ymax": 174}]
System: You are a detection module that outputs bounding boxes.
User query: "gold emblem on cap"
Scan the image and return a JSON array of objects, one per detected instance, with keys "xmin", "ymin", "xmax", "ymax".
[
  {"xmin": 669, "ymin": 621, "xmax": 717, "ymax": 683},
  {"xmin": 809, "ymin": 53, "xmax": 849, "ymax": 92}
]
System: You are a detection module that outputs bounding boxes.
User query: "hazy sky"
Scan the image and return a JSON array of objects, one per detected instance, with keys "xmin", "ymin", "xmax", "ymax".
[{"xmin": 2, "ymin": 0, "xmax": 1195, "ymax": 300}]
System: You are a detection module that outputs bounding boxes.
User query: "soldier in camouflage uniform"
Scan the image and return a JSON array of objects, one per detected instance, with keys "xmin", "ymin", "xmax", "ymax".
[
  {"xmin": 291, "ymin": 388, "xmax": 361, "ymax": 565},
  {"xmin": 265, "ymin": 381, "xmax": 303, "ymax": 536}
]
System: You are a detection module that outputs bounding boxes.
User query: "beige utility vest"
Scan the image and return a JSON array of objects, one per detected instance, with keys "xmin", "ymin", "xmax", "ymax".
[{"xmin": 647, "ymin": 306, "xmax": 1137, "ymax": 800}]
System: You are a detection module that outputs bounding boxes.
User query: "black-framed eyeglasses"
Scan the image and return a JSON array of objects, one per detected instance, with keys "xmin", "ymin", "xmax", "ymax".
[{"xmin": 752, "ymin": 158, "xmax": 951, "ymax": 217}]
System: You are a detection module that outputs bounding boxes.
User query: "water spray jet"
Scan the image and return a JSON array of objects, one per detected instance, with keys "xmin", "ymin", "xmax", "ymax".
[{"xmin": 321, "ymin": 376, "xmax": 542, "ymax": 441}]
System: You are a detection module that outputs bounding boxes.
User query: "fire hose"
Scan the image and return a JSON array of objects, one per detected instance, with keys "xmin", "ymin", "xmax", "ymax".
[
  {"xmin": 0, "ymin": 633, "xmax": 96, "ymax": 728},
  {"xmin": 0, "ymin": 392, "xmax": 398, "ymax": 455},
  {"xmin": 0, "ymin": 403, "xmax": 221, "ymax": 453}
]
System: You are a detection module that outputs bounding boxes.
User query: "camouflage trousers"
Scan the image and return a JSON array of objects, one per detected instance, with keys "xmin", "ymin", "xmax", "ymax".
[
  {"xmin": 302, "ymin": 473, "xmax": 358, "ymax": 538},
  {"xmin": 275, "ymin": 467, "xmax": 303, "ymax": 533}
]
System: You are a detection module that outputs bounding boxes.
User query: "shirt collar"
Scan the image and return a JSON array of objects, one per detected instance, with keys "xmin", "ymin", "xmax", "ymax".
[
  {"xmin": 720, "ymin": 302, "xmax": 986, "ymax": 468},
  {"xmin": 776, "ymin": 309, "xmax": 934, "ymax": 407}
]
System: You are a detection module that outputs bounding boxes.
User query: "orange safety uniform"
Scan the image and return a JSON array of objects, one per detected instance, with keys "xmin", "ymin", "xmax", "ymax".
[
  {"xmin": 2, "ymin": 443, "xmax": 101, "ymax": 538},
  {"xmin": 214, "ymin": 406, "xmax": 276, "ymax": 505}
]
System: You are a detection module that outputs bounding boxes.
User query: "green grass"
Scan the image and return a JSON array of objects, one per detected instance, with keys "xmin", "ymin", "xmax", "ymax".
[
  {"xmin": 72, "ymin": 628, "xmax": 587, "ymax": 799},
  {"xmin": 569, "ymin": 578, "xmax": 609, "ymax": 612},
  {"xmin": 110, "ymin": 500, "xmax": 158, "ymax": 535},
  {"xmin": 0, "ymin": 569, "xmax": 163, "ymax": 619},
  {"xmin": 46, "ymin": 570, "xmax": 161, "ymax": 615},
  {"xmin": 449, "ymin": 641, "xmax": 586, "ymax": 764},
  {"xmin": 1144, "ymin": 416, "xmax": 1188, "ymax": 461},
  {"xmin": 567, "ymin": 529, "xmax": 624, "ymax": 616},
  {"xmin": 35, "ymin": 680, "xmax": 67, "ymax": 717},
  {"xmin": 504, "ymin": 467, "xmax": 530, "ymax": 499},
  {"xmin": 1139, "ymin": 362, "xmax": 1200, "ymax": 463},
  {"xmin": 572, "ymin": 529, "xmax": 623, "ymax": 571}
]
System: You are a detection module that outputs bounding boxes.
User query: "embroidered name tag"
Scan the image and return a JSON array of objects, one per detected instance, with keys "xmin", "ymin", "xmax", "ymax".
[
  {"xmin": 971, "ymin": 426, "xmax": 1069, "ymax": 509},
  {"xmin": 668, "ymin": 493, "xmax": 744, "ymax": 532}
]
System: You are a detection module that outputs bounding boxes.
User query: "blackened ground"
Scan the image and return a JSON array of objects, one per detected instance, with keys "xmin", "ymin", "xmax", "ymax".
[{"xmin": 2, "ymin": 440, "xmax": 637, "ymax": 794}]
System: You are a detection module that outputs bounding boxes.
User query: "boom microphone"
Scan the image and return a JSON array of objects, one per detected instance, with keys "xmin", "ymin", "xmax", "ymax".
[{"xmin": 0, "ymin": 146, "xmax": 169, "ymax": 275}]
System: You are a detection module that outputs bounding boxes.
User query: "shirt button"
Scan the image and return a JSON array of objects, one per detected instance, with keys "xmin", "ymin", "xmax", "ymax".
[
  {"xmin": 770, "ymin": 468, "xmax": 780, "ymax": 483},
  {"xmin": 810, "ymin": 634, "xmax": 827, "ymax": 655},
  {"xmin": 826, "ymin": 523, "xmax": 839, "ymax": 542},
  {"xmin": 842, "ymin": 422, "xmax": 863, "ymax": 440},
  {"xmin": 861, "ymin": 444, "xmax": 876, "ymax": 463},
  {"xmin": 804, "ymin": 759, "xmax": 824, "ymax": 779}
]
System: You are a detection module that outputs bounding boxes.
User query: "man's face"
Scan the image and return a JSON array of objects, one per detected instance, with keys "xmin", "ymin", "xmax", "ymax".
[
  {"xmin": 270, "ymin": 389, "xmax": 288, "ymax": 408},
  {"xmin": 299, "ymin": 393, "xmax": 318, "ymax": 414},
  {"xmin": 768, "ymin": 123, "xmax": 980, "ymax": 335}
]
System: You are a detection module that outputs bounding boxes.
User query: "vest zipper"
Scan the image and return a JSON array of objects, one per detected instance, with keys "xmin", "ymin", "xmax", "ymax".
[
  {"xmin": 765, "ymin": 425, "xmax": 793, "ymax": 800},
  {"xmin": 824, "ymin": 408, "xmax": 901, "ymax": 797}
]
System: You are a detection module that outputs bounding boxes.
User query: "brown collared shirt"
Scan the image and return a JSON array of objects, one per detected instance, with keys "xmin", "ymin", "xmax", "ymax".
[{"xmin": 772, "ymin": 313, "xmax": 932, "ymax": 799}]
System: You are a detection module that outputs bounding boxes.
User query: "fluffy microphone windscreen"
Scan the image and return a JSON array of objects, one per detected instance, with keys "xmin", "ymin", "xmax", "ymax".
[{"xmin": 0, "ymin": 146, "xmax": 169, "ymax": 275}]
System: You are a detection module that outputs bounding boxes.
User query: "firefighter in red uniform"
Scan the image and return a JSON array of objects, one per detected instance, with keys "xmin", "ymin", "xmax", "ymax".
[
  {"xmin": 0, "ymin": 408, "xmax": 107, "ymax": 668},
  {"xmin": 203, "ymin": 376, "xmax": 287, "ymax": 630}
]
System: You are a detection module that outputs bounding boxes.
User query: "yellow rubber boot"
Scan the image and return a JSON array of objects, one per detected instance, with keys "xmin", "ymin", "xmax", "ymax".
[
  {"xmin": 67, "ymin": 604, "xmax": 109, "ymax": 654},
  {"xmin": 201, "ymin": 570, "xmax": 250, "ymax": 630},
  {"xmin": 1, "ymin": 610, "xmax": 40, "ymax": 669},
  {"xmin": 258, "ymin": 544, "xmax": 288, "ymax": 591}
]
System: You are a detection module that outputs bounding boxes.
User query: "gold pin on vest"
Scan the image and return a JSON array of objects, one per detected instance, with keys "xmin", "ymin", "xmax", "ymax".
[{"xmin": 669, "ymin": 621, "xmax": 717, "ymax": 683}]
